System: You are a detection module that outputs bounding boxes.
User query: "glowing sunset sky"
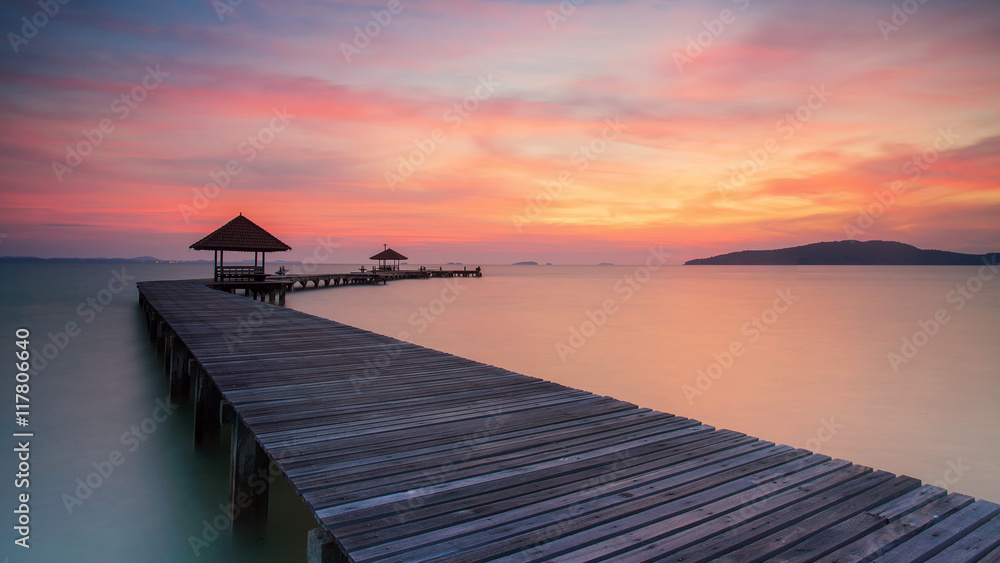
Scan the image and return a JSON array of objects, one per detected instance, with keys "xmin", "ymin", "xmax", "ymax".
[{"xmin": 1, "ymin": 0, "xmax": 998, "ymax": 264}]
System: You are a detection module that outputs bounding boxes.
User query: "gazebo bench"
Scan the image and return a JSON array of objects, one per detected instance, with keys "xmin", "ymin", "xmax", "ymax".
[{"xmin": 216, "ymin": 266, "xmax": 266, "ymax": 281}]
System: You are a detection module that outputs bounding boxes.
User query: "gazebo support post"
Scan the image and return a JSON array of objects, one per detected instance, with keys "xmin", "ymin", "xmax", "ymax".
[{"xmin": 190, "ymin": 214, "xmax": 291, "ymax": 283}]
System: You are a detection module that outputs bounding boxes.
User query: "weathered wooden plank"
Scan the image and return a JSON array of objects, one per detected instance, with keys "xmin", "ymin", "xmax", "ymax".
[
  {"xmin": 821, "ymin": 493, "xmax": 974, "ymax": 563},
  {"xmin": 534, "ymin": 463, "xmax": 882, "ymax": 563},
  {"xmin": 311, "ymin": 426, "xmax": 762, "ymax": 521},
  {"xmin": 869, "ymin": 500, "xmax": 1000, "ymax": 563},
  {"xmin": 286, "ymin": 414, "xmax": 698, "ymax": 493},
  {"xmin": 600, "ymin": 466, "xmax": 893, "ymax": 563},
  {"xmin": 389, "ymin": 452, "xmax": 840, "ymax": 563},
  {"xmin": 351, "ymin": 444, "xmax": 800, "ymax": 561},
  {"xmin": 919, "ymin": 514, "xmax": 1000, "ymax": 563},
  {"xmin": 979, "ymin": 544, "xmax": 1000, "ymax": 563},
  {"xmin": 764, "ymin": 484, "xmax": 944, "ymax": 562},
  {"xmin": 334, "ymin": 430, "xmax": 749, "ymax": 546}
]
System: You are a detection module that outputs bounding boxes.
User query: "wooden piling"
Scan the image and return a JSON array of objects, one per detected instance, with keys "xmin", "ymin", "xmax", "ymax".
[
  {"xmin": 193, "ymin": 366, "xmax": 221, "ymax": 447},
  {"xmin": 229, "ymin": 415, "xmax": 269, "ymax": 529},
  {"xmin": 307, "ymin": 529, "xmax": 348, "ymax": 563},
  {"xmin": 164, "ymin": 335, "xmax": 177, "ymax": 379},
  {"xmin": 148, "ymin": 312, "xmax": 156, "ymax": 343},
  {"xmin": 155, "ymin": 321, "xmax": 168, "ymax": 358},
  {"xmin": 169, "ymin": 344, "xmax": 190, "ymax": 404}
]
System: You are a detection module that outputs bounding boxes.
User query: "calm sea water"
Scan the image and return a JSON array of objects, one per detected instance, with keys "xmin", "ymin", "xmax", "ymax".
[{"xmin": 1, "ymin": 262, "xmax": 998, "ymax": 562}]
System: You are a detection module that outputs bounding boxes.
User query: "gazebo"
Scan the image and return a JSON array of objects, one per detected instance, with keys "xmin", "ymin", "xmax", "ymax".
[
  {"xmin": 370, "ymin": 244, "xmax": 407, "ymax": 271},
  {"xmin": 190, "ymin": 213, "xmax": 291, "ymax": 281}
]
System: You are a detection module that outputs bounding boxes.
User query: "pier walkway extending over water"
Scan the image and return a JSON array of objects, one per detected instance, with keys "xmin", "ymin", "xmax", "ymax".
[
  {"xmin": 137, "ymin": 279, "xmax": 1000, "ymax": 562},
  {"xmin": 203, "ymin": 267, "xmax": 483, "ymax": 306}
]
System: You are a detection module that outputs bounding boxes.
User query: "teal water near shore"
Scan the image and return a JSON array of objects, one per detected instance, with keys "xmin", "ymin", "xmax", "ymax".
[{"xmin": 1, "ymin": 262, "xmax": 998, "ymax": 562}]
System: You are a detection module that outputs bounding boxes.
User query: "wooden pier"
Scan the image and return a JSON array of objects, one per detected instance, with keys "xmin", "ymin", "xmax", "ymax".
[
  {"xmin": 202, "ymin": 266, "xmax": 483, "ymax": 306},
  {"xmin": 137, "ymin": 279, "xmax": 1000, "ymax": 562}
]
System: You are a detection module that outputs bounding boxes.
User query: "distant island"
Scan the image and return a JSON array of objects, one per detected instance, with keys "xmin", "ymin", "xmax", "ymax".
[
  {"xmin": 685, "ymin": 240, "xmax": 1000, "ymax": 266},
  {"xmin": 598, "ymin": 262, "xmax": 614, "ymax": 266},
  {"xmin": 512, "ymin": 261, "xmax": 539, "ymax": 266}
]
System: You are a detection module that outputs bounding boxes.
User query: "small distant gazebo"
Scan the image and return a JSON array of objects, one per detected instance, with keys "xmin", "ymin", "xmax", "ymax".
[
  {"xmin": 190, "ymin": 213, "xmax": 291, "ymax": 281},
  {"xmin": 370, "ymin": 244, "xmax": 407, "ymax": 271}
]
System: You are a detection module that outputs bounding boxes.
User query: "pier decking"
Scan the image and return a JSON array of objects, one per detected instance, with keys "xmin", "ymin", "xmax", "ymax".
[
  {"xmin": 204, "ymin": 267, "xmax": 483, "ymax": 306},
  {"xmin": 138, "ymin": 279, "xmax": 1000, "ymax": 562}
]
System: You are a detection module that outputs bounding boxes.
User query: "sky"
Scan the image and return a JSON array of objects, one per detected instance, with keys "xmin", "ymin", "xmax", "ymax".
[{"xmin": 0, "ymin": 0, "xmax": 998, "ymax": 265}]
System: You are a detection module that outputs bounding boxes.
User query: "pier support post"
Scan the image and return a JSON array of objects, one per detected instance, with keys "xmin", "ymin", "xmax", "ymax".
[
  {"xmin": 307, "ymin": 529, "xmax": 349, "ymax": 563},
  {"xmin": 147, "ymin": 311, "xmax": 158, "ymax": 343},
  {"xmin": 230, "ymin": 416, "xmax": 269, "ymax": 530},
  {"xmin": 165, "ymin": 335, "xmax": 177, "ymax": 379},
  {"xmin": 194, "ymin": 367, "xmax": 221, "ymax": 447},
  {"xmin": 169, "ymin": 345, "xmax": 191, "ymax": 404},
  {"xmin": 156, "ymin": 322, "xmax": 169, "ymax": 358},
  {"xmin": 185, "ymin": 358, "xmax": 197, "ymax": 400}
]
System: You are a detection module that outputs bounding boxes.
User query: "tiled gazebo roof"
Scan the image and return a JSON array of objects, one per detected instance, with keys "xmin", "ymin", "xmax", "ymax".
[
  {"xmin": 369, "ymin": 247, "xmax": 408, "ymax": 261},
  {"xmin": 190, "ymin": 214, "xmax": 291, "ymax": 253}
]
